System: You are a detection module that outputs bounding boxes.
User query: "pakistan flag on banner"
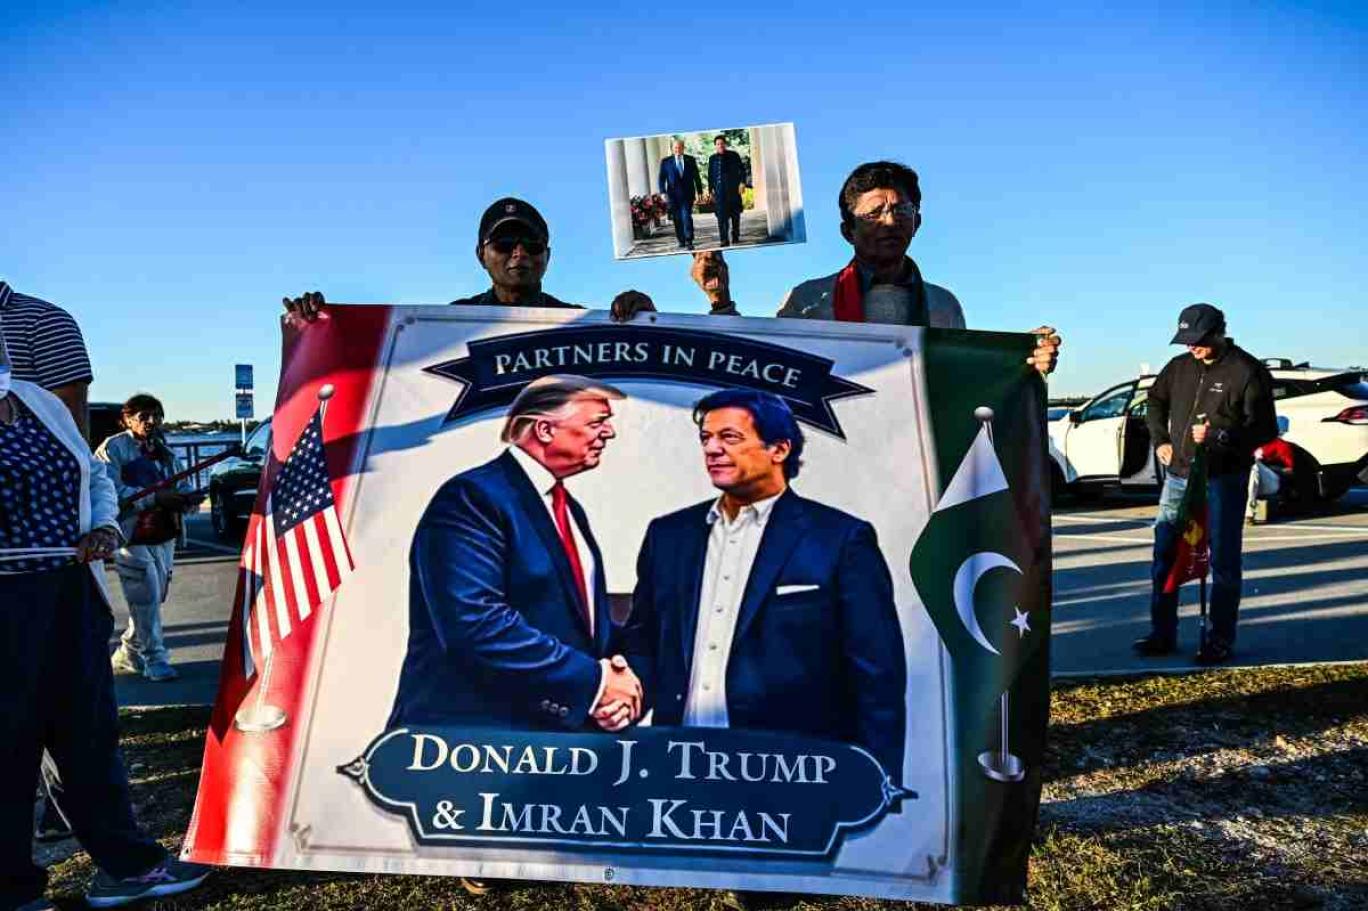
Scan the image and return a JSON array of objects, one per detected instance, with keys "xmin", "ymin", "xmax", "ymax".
[
  {"xmin": 911, "ymin": 414, "xmax": 1046, "ymax": 719},
  {"xmin": 910, "ymin": 328, "xmax": 1050, "ymax": 905}
]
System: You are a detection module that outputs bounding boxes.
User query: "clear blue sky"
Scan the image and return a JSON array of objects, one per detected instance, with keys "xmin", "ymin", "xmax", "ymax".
[{"xmin": 3, "ymin": 1, "xmax": 1364, "ymax": 418}]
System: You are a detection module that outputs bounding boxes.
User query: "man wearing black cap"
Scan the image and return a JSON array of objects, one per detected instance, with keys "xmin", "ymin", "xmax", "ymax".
[
  {"xmin": 448, "ymin": 198, "xmax": 572, "ymax": 308},
  {"xmin": 1135, "ymin": 303, "xmax": 1277, "ymax": 664},
  {"xmin": 284, "ymin": 197, "xmax": 576, "ymax": 318}
]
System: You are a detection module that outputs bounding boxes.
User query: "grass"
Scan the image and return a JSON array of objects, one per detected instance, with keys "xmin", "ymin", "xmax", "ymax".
[{"xmin": 39, "ymin": 662, "xmax": 1368, "ymax": 910}]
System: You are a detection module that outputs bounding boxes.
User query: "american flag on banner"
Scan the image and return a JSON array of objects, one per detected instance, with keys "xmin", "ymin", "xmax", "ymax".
[{"xmin": 239, "ymin": 408, "xmax": 354, "ymax": 677}]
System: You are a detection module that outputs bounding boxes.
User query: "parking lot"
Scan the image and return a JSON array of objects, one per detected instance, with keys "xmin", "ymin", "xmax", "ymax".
[
  {"xmin": 109, "ymin": 490, "xmax": 1368, "ymax": 707},
  {"xmin": 1052, "ymin": 487, "xmax": 1368, "ymax": 674}
]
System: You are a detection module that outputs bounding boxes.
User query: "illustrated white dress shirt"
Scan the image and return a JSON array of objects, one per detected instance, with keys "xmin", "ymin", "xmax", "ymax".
[{"xmin": 682, "ymin": 492, "xmax": 781, "ymax": 727}]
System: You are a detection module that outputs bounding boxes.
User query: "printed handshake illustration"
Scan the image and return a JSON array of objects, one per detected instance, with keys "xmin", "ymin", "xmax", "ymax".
[{"xmin": 592, "ymin": 654, "xmax": 644, "ymax": 732}]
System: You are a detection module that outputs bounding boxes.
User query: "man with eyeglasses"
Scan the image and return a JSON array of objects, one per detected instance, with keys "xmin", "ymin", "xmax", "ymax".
[
  {"xmin": 613, "ymin": 160, "xmax": 1062, "ymax": 374},
  {"xmin": 771, "ymin": 160, "xmax": 967, "ymax": 328},
  {"xmin": 284, "ymin": 197, "xmax": 574, "ymax": 319}
]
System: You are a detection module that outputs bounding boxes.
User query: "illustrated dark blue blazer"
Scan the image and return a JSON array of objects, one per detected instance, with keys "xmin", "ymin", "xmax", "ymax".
[
  {"xmin": 658, "ymin": 154, "xmax": 703, "ymax": 204},
  {"xmin": 624, "ymin": 488, "xmax": 907, "ymax": 778},
  {"xmin": 388, "ymin": 450, "xmax": 616, "ymax": 731}
]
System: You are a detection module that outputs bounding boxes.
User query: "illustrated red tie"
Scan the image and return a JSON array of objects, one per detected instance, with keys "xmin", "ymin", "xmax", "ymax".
[{"xmin": 551, "ymin": 481, "xmax": 592, "ymax": 633}]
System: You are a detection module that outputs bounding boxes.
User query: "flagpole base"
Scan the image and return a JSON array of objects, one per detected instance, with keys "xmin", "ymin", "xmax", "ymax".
[
  {"xmin": 978, "ymin": 750, "xmax": 1025, "ymax": 783},
  {"xmin": 234, "ymin": 703, "xmax": 288, "ymax": 734}
]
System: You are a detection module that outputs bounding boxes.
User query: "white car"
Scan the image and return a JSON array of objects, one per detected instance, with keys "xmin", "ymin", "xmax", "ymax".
[{"xmin": 1049, "ymin": 361, "xmax": 1368, "ymax": 501}]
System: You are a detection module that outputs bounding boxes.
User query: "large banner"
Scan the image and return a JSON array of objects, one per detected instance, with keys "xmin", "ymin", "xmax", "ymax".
[{"xmin": 184, "ymin": 305, "xmax": 1051, "ymax": 905}]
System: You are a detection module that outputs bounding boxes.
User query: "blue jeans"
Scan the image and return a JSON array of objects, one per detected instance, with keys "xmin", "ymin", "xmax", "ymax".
[
  {"xmin": 1, "ymin": 566, "xmax": 165, "ymax": 906},
  {"xmin": 1149, "ymin": 471, "xmax": 1247, "ymax": 646}
]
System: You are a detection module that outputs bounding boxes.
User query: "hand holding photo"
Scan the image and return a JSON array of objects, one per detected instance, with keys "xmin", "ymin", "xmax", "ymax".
[{"xmin": 605, "ymin": 123, "xmax": 805, "ymax": 260}]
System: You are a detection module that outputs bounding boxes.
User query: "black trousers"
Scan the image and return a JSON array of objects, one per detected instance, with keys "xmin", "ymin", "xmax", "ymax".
[
  {"xmin": 1, "ymin": 566, "xmax": 164, "ymax": 907},
  {"xmin": 715, "ymin": 198, "xmax": 741, "ymax": 244}
]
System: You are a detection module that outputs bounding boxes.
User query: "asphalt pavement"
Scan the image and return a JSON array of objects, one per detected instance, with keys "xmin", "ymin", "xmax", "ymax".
[
  {"xmin": 1051, "ymin": 486, "xmax": 1368, "ymax": 675},
  {"xmin": 105, "ymin": 513, "xmax": 239, "ymax": 707},
  {"xmin": 108, "ymin": 492, "xmax": 1368, "ymax": 707}
]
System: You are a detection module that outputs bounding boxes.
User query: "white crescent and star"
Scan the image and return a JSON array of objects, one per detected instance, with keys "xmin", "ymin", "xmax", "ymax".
[{"xmin": 952, "ymin": 551, "xmax": 1028, "ymax": 655}]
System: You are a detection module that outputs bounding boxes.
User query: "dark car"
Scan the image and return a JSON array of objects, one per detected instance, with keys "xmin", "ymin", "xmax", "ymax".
[{"xmin": 208, "ymin": 417, "xmax": 271, "ymax": 539}]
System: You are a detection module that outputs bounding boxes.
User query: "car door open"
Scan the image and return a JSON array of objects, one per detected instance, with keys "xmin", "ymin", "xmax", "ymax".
[{"xmin": 1063, "ymin": 382, "xmax": 1136, "ymax": 481}]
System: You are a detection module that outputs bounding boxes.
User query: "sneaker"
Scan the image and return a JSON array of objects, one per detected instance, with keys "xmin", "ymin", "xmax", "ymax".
[
  {"xmin": 1195, "ymin": 640, "xmax": 1234, "ymax": 666},
  {"xmin": 143, "ymin": 663, "xmax": 180, "ymax": 682},
  {"xmin": 86, "ymin": 858, "xmax": 211, "ymax": 908},
  {"xmin": 1132, "ymin": 634, "xmax": 1177, "ymax": 657},
  {"xmin": 110, "ymin": 647, "xmax": 143, "ymax": 675}
]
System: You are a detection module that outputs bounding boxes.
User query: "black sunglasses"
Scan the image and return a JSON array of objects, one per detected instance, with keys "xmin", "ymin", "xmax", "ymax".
[{"xmin": 486, "ymin": 237, "xmax": 547, "ymax": 256}]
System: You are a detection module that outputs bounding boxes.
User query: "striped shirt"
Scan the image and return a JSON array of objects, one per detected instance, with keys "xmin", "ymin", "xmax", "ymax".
[{"xmin": 0, "ymin": 282, "xmax": 94, "ymax": 390}]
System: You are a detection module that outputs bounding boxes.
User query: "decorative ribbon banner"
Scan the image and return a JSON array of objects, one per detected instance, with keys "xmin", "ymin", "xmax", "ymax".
[
  {"xmin": 424, "ymin": 325, "xmax": 874, "ymax": 439},
  {"xmin": 340, "ymin": 726, "xmax": 914, "ymax": 856}
]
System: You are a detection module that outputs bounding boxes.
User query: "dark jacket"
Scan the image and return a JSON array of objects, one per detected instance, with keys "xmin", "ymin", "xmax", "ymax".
[
  {"xmin": 449, "ymin": 289, "xmax": 578, "ymax": 308},
  {"xmin": 388, "ymin": 451, "xmax": 616, "ymax": 731},
  {"xmin": 623, "ymin": 489, "xmax": 907, "ymax": 779},
  {"xmin": 1146, "ymin": 343, "xmax": 1277, "ymax": 478},
  {"xmin": 658, "ymin": 154, "xmax": 703, "ymax": 204},
  {"xmin": 707, "ymin": 150, "xmax": 747, "ymax": 204}
]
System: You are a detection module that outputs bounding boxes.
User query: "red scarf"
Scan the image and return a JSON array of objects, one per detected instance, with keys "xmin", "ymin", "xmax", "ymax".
[
  {"xmin": 831, "ymin": 260, "xmax": 865, "ymax": 322},
  {"xmin": 831, "ymin": 257, "xmax": 929, "ymax": 323}
]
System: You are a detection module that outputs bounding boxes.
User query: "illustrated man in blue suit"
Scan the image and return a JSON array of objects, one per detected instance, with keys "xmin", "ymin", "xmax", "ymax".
[
  {"xmin": 619, "ymin": 389, "xmax": 907, "ymax": 778},
  {"xmin": 658, "ymin": 138, "xmax": 703, "ymax": 250},
  {"xmin": 389, "ymin": 374, "xmax": 644, "ymax": 734},
  {"xmin": 707, "ymin": 135, "xmax": 747, "ymax": 246}
]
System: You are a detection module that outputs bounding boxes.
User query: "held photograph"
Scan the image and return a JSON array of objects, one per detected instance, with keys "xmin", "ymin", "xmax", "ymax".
[{"xmin": 605, "ymin": 122, "xmax": 806, "ymax": 260}]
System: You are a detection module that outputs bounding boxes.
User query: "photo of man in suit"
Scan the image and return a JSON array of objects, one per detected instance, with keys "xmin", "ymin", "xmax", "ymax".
[
  {"xmin": 658, "ymin": 139, "xmax": 703, "ymax": 250},
  {"xmin": 707, "ymin": 135, "xmax": 747, "ymax": 246},
  {"xmin": 389, "ymin": 374, "xmax": 644, "ymax": 734},
  {"xmin": 620, "ymin": 389, "xmax": 907, "ymax": 778}
]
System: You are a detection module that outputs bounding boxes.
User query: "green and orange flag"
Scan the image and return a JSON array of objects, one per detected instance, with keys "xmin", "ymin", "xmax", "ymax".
[{"xmin": 1163, "ymin": 446, "xmax": 1211, "ymax": 593}]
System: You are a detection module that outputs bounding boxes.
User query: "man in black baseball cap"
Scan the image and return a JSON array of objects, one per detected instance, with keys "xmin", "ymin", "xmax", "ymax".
[
  {"xmin": 1137, "ymin": 302, "xmax": 1277, "ymax": 665},
  {"xmin": 1169, "ymin": 302, "xmax": 1225, "ymax": 345},
  {"xmin": 284, "ymin": 196, "xmax": 589, "ymax": 318},
  {"xmin": 448, "ymin": 197, "xmax": 572, "ymax": 308}
]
